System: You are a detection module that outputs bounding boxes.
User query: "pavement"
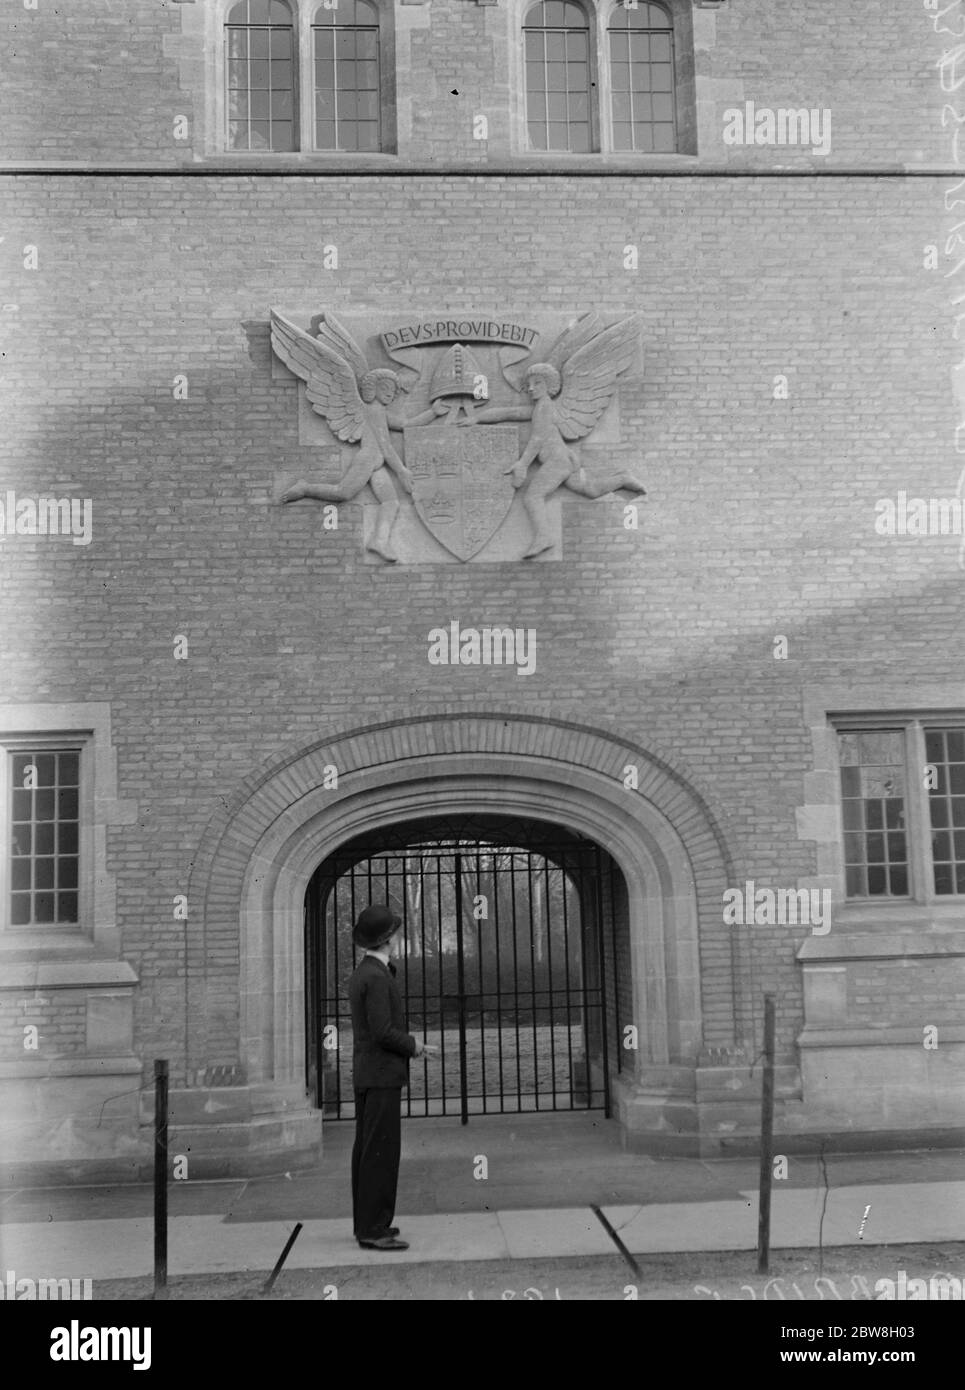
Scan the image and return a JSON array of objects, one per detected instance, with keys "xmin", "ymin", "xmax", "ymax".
[{"xmin": 1, "ymin": 1113, "xmax": 964, "ymax": 1282}]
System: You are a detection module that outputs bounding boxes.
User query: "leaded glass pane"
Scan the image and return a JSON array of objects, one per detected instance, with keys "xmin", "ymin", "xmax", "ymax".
[
  {"xmin": 525, "ymin": 2, "xmax": 593, "ymax": 151},
  {"xmin": 927, "ymin": 728, "xmax": 965, "ymax": 894},
  {"xmin": 838, "ymin": 729, "xmax": 909, "ymax": 898},
  {"xmin": 7, "ymin": 749, "xmax": 83, "ymax": 926},
  {"xmin": 312, "ymin": 18, "xmax": 381, "ymax": 151},
  {"xmin": 225, "ymin": 10, "xmax": 296, "ymax": 152},
  {"xmin": 607, "ymin": 7, "xmax": 676, "ymax": 152}
]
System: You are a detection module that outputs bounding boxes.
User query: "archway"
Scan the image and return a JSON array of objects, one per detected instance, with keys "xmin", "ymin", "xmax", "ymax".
[
  {"xmin": 304, "ymin": 812, "xmax": 629, "ymax": 1121},
  {"xmin": 188, "ymin": 713, "xmax": 736, "ymax": 1148}
]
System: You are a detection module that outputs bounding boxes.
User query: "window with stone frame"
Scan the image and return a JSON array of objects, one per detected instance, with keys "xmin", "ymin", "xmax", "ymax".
[
  {"xmin": 836, "ymin": 719, "xmax": 965, "ymax": 901},
  {"xmin": 607, "ymin": 1, "xmax": 676, "ymax": 153},
  {"xmin": 226, "ymin": 0, "xmax": 297, "ymax": 153},
  {"xmin": 313, "ymin": 0, "xmax": 382, "ymax": 152},
  {"xmin": 522, "ymin": 0, "xmax": 684, "ymax": 157},
  {"xmin": 524, "ymin": 1, "xmax": 593, "ymax": 153},
  {"xmin": 3, "ymin": 741, "xmax": 86, "ymax": 930}
]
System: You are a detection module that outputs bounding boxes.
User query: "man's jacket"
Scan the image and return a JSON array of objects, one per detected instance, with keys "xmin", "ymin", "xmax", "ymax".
[{"xmin": 348, "ymin": 953, "xmax": 416, "ymax": 1089}]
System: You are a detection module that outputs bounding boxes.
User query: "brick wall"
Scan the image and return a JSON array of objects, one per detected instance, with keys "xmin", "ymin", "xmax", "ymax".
[
  {"xmin": 848, "ymin": 959, "xmax": 965, "ymax": 1027},
  {"xmin": 0, "ymin": 0, "xmax": 188, "ymax": 163},
  {"xmin": 0, "ymin": 0, "xmax": 946, "ymax": 167},
  {"xmin": 0, "ymin": 171, "xmax": 959, "ymax": 1078},
  {"xmin": 0, "ymin": 993, "xmax": 86, "ymax": 1059}
]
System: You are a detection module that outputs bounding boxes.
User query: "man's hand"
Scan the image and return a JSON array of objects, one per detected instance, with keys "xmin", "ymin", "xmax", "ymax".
[{"xmin": 414, "ymin": 1040, "xmax": 439, "ymax": 1058}]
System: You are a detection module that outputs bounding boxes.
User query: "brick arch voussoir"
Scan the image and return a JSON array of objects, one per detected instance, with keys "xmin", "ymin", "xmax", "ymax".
[{"xmin": 189, "ymin": 712, "xmax": 736, "ymax": 928}]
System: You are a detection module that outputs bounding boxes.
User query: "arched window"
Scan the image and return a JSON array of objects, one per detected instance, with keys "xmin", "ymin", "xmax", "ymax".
[
  {"xmin": 608, "ymin": 2, "xmax": 675, "ymax": 153},
  {"xmin": 523, "ymin": 2, "xmax": 591, "ymax": 153},
  {"xmin": 226, "ymin": 0, "xmax": 296, "ymax": 152},
  {"xmin": 313, "ymin": 0, "xmax": 382, "ymax": 152}
]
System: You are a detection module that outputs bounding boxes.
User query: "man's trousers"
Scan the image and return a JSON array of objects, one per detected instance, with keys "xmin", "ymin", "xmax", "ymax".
[{"xmin": 351, "ymin": 1086, "xmax": 402, "ymax": 1240}]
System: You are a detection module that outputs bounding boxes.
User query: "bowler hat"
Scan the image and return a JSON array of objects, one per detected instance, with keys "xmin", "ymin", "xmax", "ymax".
[{"xmin": 353, "ymin": 903, "xmax": 402, "ymax": 950}]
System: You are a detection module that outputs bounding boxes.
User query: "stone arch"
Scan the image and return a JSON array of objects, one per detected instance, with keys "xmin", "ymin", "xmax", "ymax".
[{"xmin": 188, "ymin": 714, "xmax": 736, "ymax": 1105}]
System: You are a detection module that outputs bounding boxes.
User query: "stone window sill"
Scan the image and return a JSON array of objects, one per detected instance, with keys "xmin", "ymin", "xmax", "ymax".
[
  {"xmin": 798, "ymin": 928, "xmax": 965, "ymax": 963},
  {"xmin": 0, "ymin": 954, "xmax": 138, "ymax": 990}
]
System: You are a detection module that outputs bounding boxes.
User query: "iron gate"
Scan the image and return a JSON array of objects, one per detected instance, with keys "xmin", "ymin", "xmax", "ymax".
[{"xmin": 305, "ymin": 818, "xmax": 622, "ymax": 1122}]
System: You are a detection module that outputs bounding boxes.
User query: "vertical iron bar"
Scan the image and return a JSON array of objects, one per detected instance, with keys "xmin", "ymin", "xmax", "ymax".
[
  {"xmin": 455, "ymin": 851, "xmax": 469, "ymax": 1125},
  {"xmin": 476, "ymin": 847, "xmax": 486, "ymax": 1114},
  {"xmin": 419, "ymin": 853, "xmax": 429, "ymax": 1120},
  {"xmin": 436, "ymin": 853, "xmax": 446, "ymax": 1115},
  {"xmin": 511, "ymin": 852, "xmax": 522, "ymax": 1112},
  {"xmin": 576, "ymin": 849, "xmax": 592, "ymax": 1108},
  {"xmin": 493, "ymin": 850, "xmax": 505, "ymax": 1111},
  {"xmin": 594, "ymin": 847, "xmax": 612, "ymax": 1119},
  {"xmin": 757, "ymin": 994, "xmax": 777, "ymax": 1274},
  {"xmin": 527, "ymin": 852, "xmax": 538, "ymax": 1110},
  {"xmin": 334, "ymin": 872, "xmax": 342, "ymax": 1118},
  {"xmin": 544, "ymin": 855, "xmax": 557, "ymax": 1110},
  {"xmin": 399, "ymin": 854, "xmax": 411, "ymax": 1120},
  {"xmin": 153, "ymin": 1058, "xmax": 168, "ymax": 1299},
  {"xmin": 560, "ymin": 851, "xmax": 575, "ymax": 1109},
  {"xmin": 433, "ymin": 850, "xmax": 444, "ymax": 1112}
]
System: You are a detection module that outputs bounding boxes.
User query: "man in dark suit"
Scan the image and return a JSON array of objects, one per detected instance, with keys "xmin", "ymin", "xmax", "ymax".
[{"xmin": 348, "ymin": 904, "xmax": 437, "ymax": 1251}]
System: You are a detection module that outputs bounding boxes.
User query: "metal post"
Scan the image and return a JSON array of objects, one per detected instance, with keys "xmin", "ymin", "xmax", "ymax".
[
  {"xmin": 455, "ymin": 852, "xmax": 469, "ymax": 1125},
  {"xmin": 153, "ymin": 1058, "xmax": 169, "ymax": 1299},
  {"xmin": 757, "ymin": 994, "xmax": 776, "ymax": 1274},
  {"xmin": 262, "ymin": 1222, "xmax": 303, "ymax": 1294}
]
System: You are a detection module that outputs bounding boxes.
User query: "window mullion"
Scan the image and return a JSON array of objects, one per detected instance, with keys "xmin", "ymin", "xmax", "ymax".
[
  {"xmin": 299, "ymin": 9, "xmax": 312, "ymax": 152},
  {"xmin": 333, "ymin": 42, "xmax": 340, "ymax": 146},
  {"xmin": 0, "ymin": 747, "xmax": 8, "ymax": 932},
  {"xmin": 907, "ymin": 720, "xmax": 932, "ymax": 904}
]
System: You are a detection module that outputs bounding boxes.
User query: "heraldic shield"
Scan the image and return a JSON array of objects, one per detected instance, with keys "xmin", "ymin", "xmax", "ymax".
[{"xmin": 405, "ymin": 423, "xmax": 519, "ymax": 561}]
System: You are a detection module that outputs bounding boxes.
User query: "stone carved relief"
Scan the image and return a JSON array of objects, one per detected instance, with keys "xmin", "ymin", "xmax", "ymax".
[{"xmin": 270, "ymin": 309, "xmax": 645, "ymax": 564}]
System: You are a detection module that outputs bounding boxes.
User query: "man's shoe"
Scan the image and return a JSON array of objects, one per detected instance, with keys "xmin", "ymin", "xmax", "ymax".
[
  {"xmin": 358, "ymin": 1236, "xmax": 409, "ymax": 1251},
  {"xmin": 353, "ymin": 1227, "xmax": 400, "ymax": 1237}
]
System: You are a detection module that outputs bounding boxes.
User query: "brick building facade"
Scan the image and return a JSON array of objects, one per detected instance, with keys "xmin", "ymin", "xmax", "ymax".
[{"xmin": 1, "ymin": 0, "xmax": 964, "ymax": 1182}]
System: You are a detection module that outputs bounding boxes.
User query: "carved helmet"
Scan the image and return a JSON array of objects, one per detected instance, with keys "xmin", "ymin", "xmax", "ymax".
[{"xmin": 429, "ymin": 342, "xmax": 486, "ymax": 401}]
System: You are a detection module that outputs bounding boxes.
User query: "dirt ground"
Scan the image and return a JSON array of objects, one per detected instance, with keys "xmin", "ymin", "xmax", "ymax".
[{"xmin": 91, "ymin": 1241, "xmax": 965, "ymax": 1301}]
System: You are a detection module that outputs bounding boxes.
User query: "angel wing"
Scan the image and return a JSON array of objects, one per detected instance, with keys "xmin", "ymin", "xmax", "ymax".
[
  {"xmin": 496, "ymin": 318, "xmax": 604, "ymax": 394},
  {"xmin": 543, "ymin": 311, "xmax": 606, "ymax": 376},
  {"xmin": 270, "ymin": 309, "xmax": 368, "ymax": 443},
  {"xmin": 550, "ymin": 315, "xmax": 642, "ymax": 442}
]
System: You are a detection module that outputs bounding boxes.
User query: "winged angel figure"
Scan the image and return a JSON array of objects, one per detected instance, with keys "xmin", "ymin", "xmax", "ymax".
[
  {"xmin": 459, "ymin": 312, "xmax": 647, "ymax": 557},
  {"xmin": 271, "ymin": 310, "xmax": 430, "ymax": 562}
]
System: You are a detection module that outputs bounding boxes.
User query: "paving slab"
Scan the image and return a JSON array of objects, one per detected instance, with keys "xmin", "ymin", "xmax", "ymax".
[
  {"xmin": 0, "ymin": 1211, "xmax": 512, "ymax": 1277},
  {"xmin": 603, "ymin": 1179, "xmax": 965, "ymax": 1254},
  {"xmin": 604, "ymin": 1200, "xmax": 752, "ymax": 1253},
  {"xmin": 496, "ymin": 1207, "xmax": 613, "ymax": 1259}
]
